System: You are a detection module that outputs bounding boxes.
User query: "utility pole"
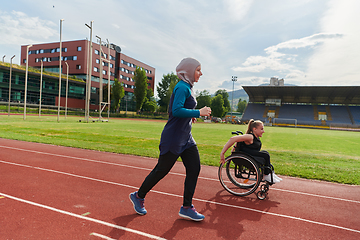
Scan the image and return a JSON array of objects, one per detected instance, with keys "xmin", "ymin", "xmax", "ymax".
[
  {"xmin": 231, "ymin": 76, "xmax": 237, "ymax": 123},
  {"xmin": 85, "ymin": 21, "xmax": 94, "ymax": 122}
]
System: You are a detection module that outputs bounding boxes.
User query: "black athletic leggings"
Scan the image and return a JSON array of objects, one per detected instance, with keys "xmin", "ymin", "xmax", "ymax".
[
  {"xmin": 137, "ymin": 145, "xmax": 201, "ymax": 207},
  {"xmin": 243, "ymin": 149, "xmax": 272, "ymax": 175}
]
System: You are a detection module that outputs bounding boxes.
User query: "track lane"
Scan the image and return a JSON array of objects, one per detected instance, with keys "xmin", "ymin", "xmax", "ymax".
[{"xmin": 0, "ymin": 138, "xmax": 360, "ymax": 239}]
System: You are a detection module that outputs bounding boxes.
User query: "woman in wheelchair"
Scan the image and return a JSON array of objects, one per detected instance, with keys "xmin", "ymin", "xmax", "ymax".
[{"xmin": 220, "ymin": 119, "xmax": 282, "ymax": 183}]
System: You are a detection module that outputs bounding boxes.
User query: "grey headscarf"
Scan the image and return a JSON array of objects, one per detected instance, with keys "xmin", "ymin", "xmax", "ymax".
[{"xmin": 176, "ymin": 57, "xmax": 201, "ymax": 87}]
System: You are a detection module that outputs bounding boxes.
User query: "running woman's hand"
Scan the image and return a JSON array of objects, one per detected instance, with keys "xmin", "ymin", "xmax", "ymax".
[{"xmin": 199, "ymin": 106, "xmax": 211, "ymax": 116}]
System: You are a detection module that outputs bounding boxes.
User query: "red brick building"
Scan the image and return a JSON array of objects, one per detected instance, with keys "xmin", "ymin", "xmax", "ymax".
[{"xmin": 20, "ymin": 39, "xmax": 155, "ymax": 109}]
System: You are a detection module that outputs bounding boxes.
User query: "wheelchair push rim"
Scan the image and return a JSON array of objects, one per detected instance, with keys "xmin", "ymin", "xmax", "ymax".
[{"xmin": 218, "ymin": 154, "xmax": 261, "ymax": 197}]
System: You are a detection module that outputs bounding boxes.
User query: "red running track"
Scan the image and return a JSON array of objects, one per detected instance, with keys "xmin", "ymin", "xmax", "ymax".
[{"xmin": 0, "ymin": 138, "xmax": 359, "ymax": 240}]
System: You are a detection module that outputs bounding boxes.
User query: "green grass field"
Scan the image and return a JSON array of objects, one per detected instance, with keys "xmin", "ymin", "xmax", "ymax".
[{"xmin": 1, "ymin": 114, "xmax": 359, "ymax": 185}]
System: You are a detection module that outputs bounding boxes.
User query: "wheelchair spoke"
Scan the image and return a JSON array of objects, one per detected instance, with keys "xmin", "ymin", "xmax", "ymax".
[{"xmin": 219, "ymin": 154, "xmax": 261, "ymax": 197}]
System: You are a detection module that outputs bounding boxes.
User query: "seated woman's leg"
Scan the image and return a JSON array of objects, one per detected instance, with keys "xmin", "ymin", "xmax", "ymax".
[{"xmin": 244, "ymin": 150, "xmax": 271, "ymax": 174}]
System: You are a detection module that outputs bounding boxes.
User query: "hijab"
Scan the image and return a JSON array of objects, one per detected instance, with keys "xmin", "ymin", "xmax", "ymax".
[{"xmin": 176, "ymin": 57, "xmax": 201, "ymax": 87}]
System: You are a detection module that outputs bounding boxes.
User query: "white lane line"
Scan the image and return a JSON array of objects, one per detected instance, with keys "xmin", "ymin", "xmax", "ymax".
[
  {"xmin": 1, "ymin": 159, "xmax": 360, "ymax": 234},
  {"xmin": 90, "ymin": 232, "xmax": 116, "ymax": 240},
  {"xmin": 1, "ymin": 145, "xmax": 359, "ymax": 204},
  {"xmin": 271, "ymin": 187, "xmax": 360, "ymax": 204},
  {"xmin": 0, "ymin": 192, "xmax": 166, "ymax": 240}
]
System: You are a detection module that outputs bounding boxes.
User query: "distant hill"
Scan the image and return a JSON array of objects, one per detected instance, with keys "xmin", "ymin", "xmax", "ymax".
[
  {"xmin": 212, "ymin": 89, "xmax": 249, "ymax": 102},
  {"xmin": 213, "ymin": 83, "xmax": 297, "ymax": 104}
]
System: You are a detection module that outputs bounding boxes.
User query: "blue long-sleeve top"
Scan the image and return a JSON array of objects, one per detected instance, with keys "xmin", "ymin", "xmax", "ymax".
[{"xmin": 159, "ymin": 80, "xmax": 200, "ymax": 155}]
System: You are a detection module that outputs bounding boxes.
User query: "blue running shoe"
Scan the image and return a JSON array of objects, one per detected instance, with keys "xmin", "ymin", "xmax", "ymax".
[
  {"xmin": 129, "ymin": 192, "xmax": 147, "ymax": 215},
  {"xmin": 179, "ymin": 205, "xmax": 205, "ymax": 221}
]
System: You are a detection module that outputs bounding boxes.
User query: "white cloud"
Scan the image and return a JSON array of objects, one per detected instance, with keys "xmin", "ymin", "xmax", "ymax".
[
  {"xmin": 232, "ymin": 32, "xmax": 344, "ymax": 84},
  {"xmin": 265, "ymin": 33, "xmax": 343, "ymax": 54},
  {"xmin": 0, "ymin": 10, "xmax": 57, "ymax": 45},
  {"xmin": 223, "ymin": 0, "xmax": 254, "ymax": 21},
  {"xmin": 304, "ymin": 0, "xmax": 360, "ymax": 85}
]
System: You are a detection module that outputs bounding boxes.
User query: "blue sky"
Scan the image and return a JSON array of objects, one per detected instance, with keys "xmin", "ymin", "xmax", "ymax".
[{"xmin": 1, "ymin": 0, "xmax": 359, "ymax": 95}]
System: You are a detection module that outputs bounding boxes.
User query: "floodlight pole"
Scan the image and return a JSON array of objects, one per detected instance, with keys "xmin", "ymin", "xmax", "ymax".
[
  {"xmin": 65, "ymin": 62, "xmax": 69, "ymax": 119},
  {"xmin": 107, "ymin": 39, "xmax": 111, "ymax": 121},
  {"xmin": 231, "ymin": 76, "xmax": 237, "ymax": 122},
  {"xmin": 2, "ymin": 55, "xmax": 5, "ymax": 62},
  {"xmin": 85, "ymin": 38, "xmax": 89, "ymax": 121},
  {"xmin": 24, "ymin": 45, "xmax": 32, "ymax": 120},
  {"xmin": 96, "ymin": 35, "xmax": 103, "ymax": 121},
  {"xmin": 58, "ymin": 19, "xmax": 64, "ymax": 122},
  {"xmin": 85, "ymin": 21, "xmax": 94, "ymax": 123},
  {"xmin": 39, "ymin": 60, "xmax": 43, "ymax": 117},
  {"xmin": 8, "ymin": 55, "xmax": 15, "ymax": 116}
]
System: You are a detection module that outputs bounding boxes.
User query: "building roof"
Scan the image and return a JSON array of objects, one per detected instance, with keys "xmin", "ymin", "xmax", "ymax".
[{"xmin": 243, "ymin": 86, "xmax": 360, "ymax": 105}]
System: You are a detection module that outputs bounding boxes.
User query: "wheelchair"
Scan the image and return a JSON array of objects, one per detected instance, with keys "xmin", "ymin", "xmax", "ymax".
[{"xmin": 218, "ymin": 131, "xmax": 274, "ymax": 200}]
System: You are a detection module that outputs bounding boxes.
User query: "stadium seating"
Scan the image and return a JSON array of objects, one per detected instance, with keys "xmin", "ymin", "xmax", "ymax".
[
  {"xmin": 278, "ymin": 104, "xmax": 314, "ymax": 122},
  {"xmin": 242, "ymin": 103, "xmax": 359, "ymax": 127},
  {"xmin": 241, "ymin": 103, "xmax": 266, "ymax": 122},
  {"xmin": 349, "ymin": 106, "xmax": 360, "ymax": 125},
  {"xmin": 328, "ymin": 106, "xmax": 352, "ymax": 125}
]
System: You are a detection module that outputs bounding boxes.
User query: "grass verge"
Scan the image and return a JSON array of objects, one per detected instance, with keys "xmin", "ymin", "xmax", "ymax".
[{"xmin": 1, "ymin": 114, "xmax": 359, "ymax": 185}]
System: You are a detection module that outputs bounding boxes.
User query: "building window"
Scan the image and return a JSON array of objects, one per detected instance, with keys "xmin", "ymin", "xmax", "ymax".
[
  {"xmin": 94, "ymin": 67, "xmax": 99, "ymax": 72},
  {"xmin": 64, "ymin": 47, "xmax": 67, "ymax": 52},
  {"xmin": 94, "ymin": 49, "xmax": 99, "ymax": 55},
  {"xmin": 96, "ymin": 59, "xmax": 100, "ymax": 64},
  {"xmin": 77, "ymin": 46, "xmax": 82, "ymax": 51},
  {"xmin": 56, "ymin": 48, "xmax": 60, "ymax": 52},
  {"xmin": 73, "ymin": 56, "xmax": 77, "ymax": 60},
  {"xmin": 40, "ymin": 49, "xmax": 44, "ymax": 54},
  {"xmin": 110, "ymin": 63, "xmax": 113, "ymax": 68},
  {"xmin": 76, "ymin": 65, "xmax": 81, "ymax": 69},
  {"xmin": 103, "ymin": 70, "xmax": 106, "ymax": 75},
  {"xmin": 23, "ymin": 59, "xmax": 26, "ymax": 63}
]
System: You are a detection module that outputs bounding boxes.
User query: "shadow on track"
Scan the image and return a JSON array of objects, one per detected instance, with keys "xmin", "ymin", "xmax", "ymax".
[
  {"xmin": 107, "ymin": 214, "xmax": 141, "ymax": 239},
  {"xmin": 161, "ymin": 189, "xmax": 280, "ymax": 240}
]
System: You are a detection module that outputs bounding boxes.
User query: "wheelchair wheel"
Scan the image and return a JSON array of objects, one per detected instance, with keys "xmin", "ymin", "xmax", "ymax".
[{"xmin": 219, "ymin": 153, "xmax": 261, "ymax": 197}]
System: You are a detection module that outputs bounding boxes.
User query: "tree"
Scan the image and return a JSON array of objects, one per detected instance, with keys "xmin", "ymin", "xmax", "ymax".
[
  {"xmin": 215, "ymin": 89, "xmax": 230, "ymax": 113},
  {"xmin": 142, "ymin": 99, "xmax": 157, "ymax": 112},
  {"xmin": 211, "ymin": 94, "xmax": 226, "ymax": 118},
  {"xmin": 142, "ymin": 88, "xmax": 157, "ymax": 113},
  {"xmin": 134, "ymin": 67, "xmax": 148, "ymax": 112},
  {"xmin": 112, "ymin": 79, "xmax": 125, "ymax": 113},
  {"xmin": 237, "ymin": 98, "xmax": 247, "ymax": 114},
  {"xmin": 156, "ymin": 73, "xmax": 180, "ymax": 112},
  {"xmin": 196, "ymin": 90, "xmax": 212, "ymax": 109}
]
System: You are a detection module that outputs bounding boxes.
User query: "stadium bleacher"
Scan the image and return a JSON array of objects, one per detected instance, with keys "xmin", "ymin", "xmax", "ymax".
[
  {"xmin": 241, "ymin": 83, "xmax": 360, "ymax": 129},
  {"xmin": 242, "ymin": 103, "xmax": 358, "ymax": 127},
  {"xmin": 278, "ymin": 104, "xmax": 314, "ymax": 122},
  {"xmin": 328, "ymin": 105, "xmax": 353, "ymax": 125},
  {"xmin": 241, "ymin": 103, "xmax": 266, "ymax": 121},
  {"xmin": 349, "ymin": 106, "xmax": 360, "ymax": 125}
]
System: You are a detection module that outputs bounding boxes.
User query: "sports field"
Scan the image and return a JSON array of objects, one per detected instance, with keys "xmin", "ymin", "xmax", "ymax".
[{"xmin": 0, "ymin": 114, "xmax": 359, "ymax": 185}]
